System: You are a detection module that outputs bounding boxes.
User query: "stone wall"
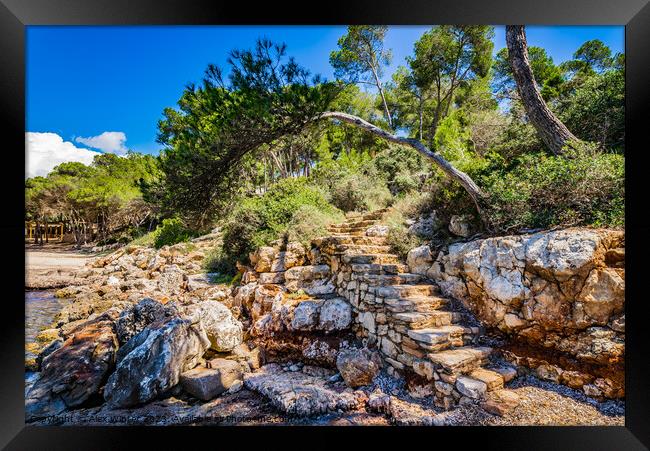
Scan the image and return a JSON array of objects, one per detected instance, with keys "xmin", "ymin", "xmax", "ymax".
[{"xmin": 408, "ymin": 228, "xmax": 625, "ymax": 399}]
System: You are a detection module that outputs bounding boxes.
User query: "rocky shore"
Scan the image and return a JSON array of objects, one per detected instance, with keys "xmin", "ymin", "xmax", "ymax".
[{"xmin": 24, "ymin": 216, "xmax": 625, "ymax": 426}]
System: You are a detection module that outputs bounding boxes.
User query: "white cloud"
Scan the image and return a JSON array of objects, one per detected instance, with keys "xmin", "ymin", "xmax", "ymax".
[
  {"xmin": 75, "ymin": 131, "xmax": 128, "ymax": 155},
  {"xmin": 26, "ymin": 132, "xmax": 101, "ymax": 179}
]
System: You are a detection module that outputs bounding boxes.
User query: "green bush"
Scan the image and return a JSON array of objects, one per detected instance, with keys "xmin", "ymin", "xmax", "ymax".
[
  {"xmin": 286, "ymin": 204, "xmax": 345, "ymax": 249},
  {"xmin": 153, "ymin": 218, "xmax": 196, "ymax": 248},
  {"xmin": 216, "ymin": 177, "xmax": 341, "ymax": 273},
  {"xmin": 383, "ymin": 208, "xmax": 424, "ymax": 259},
  {"xmin": 482, "ymin": 143, "xmax": 624, "ymax": 232},
  {"xmin": 329, "ymin": 171, "xmax": 392, "ymax": 212}
]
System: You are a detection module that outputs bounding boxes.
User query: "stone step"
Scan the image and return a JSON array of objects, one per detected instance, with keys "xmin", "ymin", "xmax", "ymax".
[
  {"xmin": 342, "ymin": 253, "xmax": 401, "ymax": 265},
  {"xmin": 326, "ymin": 235, "xmax": 388, "ymax": 246},
  {"xmin": 360, "ymin": 209, "xmax": 389, "ymax": 221},
  {"xmin": 384, "ymin": 295, "xmax": 449, "ymax": 314},
  {"xmin": 357, "ymin": 273, "xmax": 423, "ymax": 286},
  {"xmin": 427, "ymin": 346, "xmax": 492, "ymax": 375},
  {"xmin": 468, "ymin": 368, "xmax": 505, "ymax": 392},
  {"xmin": 350, "ymin": 263, "xmax": 409, "ymax": 275},
  {"xmin": 328, "ymin": 230, "xmax": 367, "ymax": 237},
  {"xmin": 331, "ymin": 219, "xmax": 377, "ymax": 229},
  {"xmin": 391, "ymin": 311, "xmax": 454, "ymax": 328},
  {"xmin": 327, "ymin": 226, "xmax": 369, "ymax": 234},
  {"xmin": 375, "ymin": 284, "xmax": 439, "ymax": 299},
  {"xmin": 335, "ymin": 244, "xmax": 393, "ymax": 255},
  {"xmin": 407, "ymin": 325, "xmax": 466, "ymax": 345}
]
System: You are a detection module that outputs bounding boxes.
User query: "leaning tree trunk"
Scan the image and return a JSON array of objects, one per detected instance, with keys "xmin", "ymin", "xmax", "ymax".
[
  {"xmin": 317, "ymin": 111, "xmax": 488, "ymax": 222},
  {"xmin": 506, "ymin": 25, "xmax": 579, "ymax": 155}
]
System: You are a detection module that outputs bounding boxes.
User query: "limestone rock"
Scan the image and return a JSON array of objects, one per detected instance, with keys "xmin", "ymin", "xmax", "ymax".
[
  {"xmin": 336, "ymin": 347, "xmax": 382, "ymax": 388},
  {"xmin": 455, "ymin": 376, "xmax": 487, "ymax": 399},
  {"xmin": 289, "ymin": 300, "xmax": 322, "ymax": 331},
  {"xmin": 115, "ymin": 297, "xmax": 175, "ymax": 345},
  {"xmin": 183, "ymin": 301, "xmax": 243, "ymax": 352},
  {"xmin": 366, "ymin": 224, "xmax": 390, "ymax": 237},
  {"xmin": 449, "ymin": 215, "xmax": 472, "ymax": 237},
  {"xmin": 26, "ymin": 311, "xmax": 119, "ymax": 421},
  {"xmin": 576, "ymin": 268, "xmax": 624, "ymax": 325},
  {"xmin": 481, "ymin": 389, "xmax": 520, "ymax": 416},
  {"xmin": 407, "ymin": 245, "xmax": 434, "ymax": 276},
  {"xmin": 104, "ymin": 316, "xmax": 210, "ymax": 408},
  {"xmin": 243, "ymin": 364, "xmax": 361, "ymax": 416},
  {"xmin": 179, "ymin": 358, "xmax": 243, "ymax": 401},
  {"xmin": 318, "ymin": 298, "xmax": 352, "ymax": 332}
]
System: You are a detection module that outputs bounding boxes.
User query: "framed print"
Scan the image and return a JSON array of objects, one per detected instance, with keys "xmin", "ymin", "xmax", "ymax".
[{"xmin": 2, "ymin": 0, "xmax": 649, "ymax": 448}]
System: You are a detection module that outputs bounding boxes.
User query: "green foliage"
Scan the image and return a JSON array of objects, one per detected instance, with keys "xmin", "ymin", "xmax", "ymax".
[
  {"xmin": 153, "ymin": 39, "xmax": 341, "ymax": 227},
  {"xmin": 482, "ymin": 144, "xmax": 624, "ymax": 232},
  {"xmin": 371, "ymin": 144, "xmax": 427, "ymax": 194},
  {"xmin": 214, "ymin": 177, "xmax": 341, "ymax": 274},
  {"xmin": 494, "ymin": 46, "xmax": 566, "ymax": 101},
  {"xmin": 383, "ymin": 206, "xmax": 424, "ymax": 259},
  {"xmin": 153, "ymin": 218, "xmax": 197, "ymax": 248},
  {"xmin": 558, "ymin": 69, "xmax": 624, "ymax": 151},
  {"xmin": 330, "ymin": 26, "xmax": 392, "ymax": 84},
  {"xmin": 329, "ymin": 171, "xmax": 392, "ymax": 213},
  {"xmin": 25, "ymin": 152, "xmax": 160, "ymax": 244},
  {"xmin": 286, "ymin": 204, "xmax": 345, "ymax": 249}
]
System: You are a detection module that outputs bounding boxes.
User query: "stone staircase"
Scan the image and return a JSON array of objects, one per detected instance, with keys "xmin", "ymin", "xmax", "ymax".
[{"xmin": 315, "ymin": 209, "xmax": 517, "ymax": 410}]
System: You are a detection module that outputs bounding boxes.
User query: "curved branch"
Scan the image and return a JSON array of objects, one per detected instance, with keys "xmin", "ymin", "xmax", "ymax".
[{"xmin": 316, "ymin": 111, "xmax": 488, "ymax": 220}]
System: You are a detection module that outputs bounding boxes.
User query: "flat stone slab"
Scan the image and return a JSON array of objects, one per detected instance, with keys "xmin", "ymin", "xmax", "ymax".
[
  {"xmin": 407, "ymin": 326, "xmax": 465, "ymax": 344},
  {"xmin": 180, "ymin": 358, "xmax": 243, "ymax": 401},
  {"xmin": 243, "ymin": 364, "xmax": 363, "ymax": 416},
  {"xmin": 456, "ymin": 375, "xmax": 488, "ymax": 399},
  {"xmin": 469, "ymin": 368, "xmax": 505, "ymax": 391},
  {"xmin": 428, "ymin": 347, "xmax": 492, "ymax": 374}
]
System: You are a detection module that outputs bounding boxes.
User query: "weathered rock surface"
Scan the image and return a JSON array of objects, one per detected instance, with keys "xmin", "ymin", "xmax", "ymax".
[
  {"xmin": 179, "ymin": 358, "xmax": 244, "ymax": 401},
  {"xmin": 115, "ymin": 297, "xmax": 176, "ymax": 345},
  {"xmin": 104, "ymin": 316, "xmax": 210, "ymax": 408},
  {"xmin": 243, "ymin": 364, "xmax": 362, "ymax": 416},
  {"xmin": 26, "ymin": 311, "xmax": 119, "ymax": 421},
  {"xmin": 421, "ymin": 228, "xmax": 624, "ymax": 397},
  {"xmin": 336, "ymin": 347, "xmax": 382, "ymax": 388},
  {"xmin": 182, "ymin": 300, "xmax": 243, "ymax": 352}
]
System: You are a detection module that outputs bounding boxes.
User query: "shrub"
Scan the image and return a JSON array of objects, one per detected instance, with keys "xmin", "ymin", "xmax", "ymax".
[
  {"xmin": 329, "ymin": 171, "xmax": 392, "ymax": 212},
  {"xmin": 371, "ymin": 145, "xmax": 427, "ymax": 195},
  {"xmin": 153, "ymin": 218, "xmax": 196, "ymax": 248},
  {"xmin": 286, "ymin": 204, "xmax": 345, "ymax": 249},
  {"xmin": 482, "ymin": 143, "xmax": 624, "ymax": 232},
  {"xmin": 216, "ymin": 177, "xmax": 341, "ymax": 273},
  {"xmin": 383, "ymin": 206, "xmax": 425, "ymax": 259}
]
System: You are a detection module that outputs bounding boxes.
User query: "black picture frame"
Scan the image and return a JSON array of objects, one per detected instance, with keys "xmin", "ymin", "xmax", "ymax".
[{"xmin": 2, "ymin": 0, "xmax": 649, "ymax": 448}]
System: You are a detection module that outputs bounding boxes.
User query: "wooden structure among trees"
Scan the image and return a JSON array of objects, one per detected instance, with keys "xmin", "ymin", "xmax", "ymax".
[{"xmin": 25, "ymin": 221, "xmax": 65, "ymax": 243}]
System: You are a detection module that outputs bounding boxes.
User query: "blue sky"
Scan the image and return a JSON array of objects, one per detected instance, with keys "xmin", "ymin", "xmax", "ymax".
[{"xmin": 25, "ymin": 25, "xmax": 623, "ymax": 177}]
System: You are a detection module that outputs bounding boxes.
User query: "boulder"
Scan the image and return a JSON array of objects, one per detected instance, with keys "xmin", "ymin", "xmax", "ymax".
[
  {"xmin": 182, "ymin": 301, "xmax": 243, "ymax": 352},
  {"xmin": 449, "ymin": 215, "xmax": 472, "ymax": 237},
  {"xmin": 408, "ymin": 212, "xmax": 439, "ymax": 238},
  {"xmin": 336, "ymin": 347, "xmax": 382, "ymax": 388},
  {"xmin": 575, "ymin": 268, "xmax": 624, "ymax": 325},
  {"xmin": 26, "ymin": 311, "xmax": 119, "ymax": 421},
  {"xmin": 366, "ymin": 224, "xmax": 390, "ymax": 237},
  {"xmin": 115, "ymin": 298, "xmax": 176, "ymax": 345},
  {"xmin": 289, "ymin": 300, "xmax": 322, "ymax": 331},
  {"xmin": 179, "ymin": 358, "xmax": 243, "ymax": 401},
  {"xmin": 481, "ymin": 389, "xmax": 520, "ymax": 416},
  {"xmin": 318, "ymin": 298, "xmax": 352, "ymax": 332},
  {"xmin": 104, "ymin": 316, "xmax": 210, "ymax": 408},
  {"xmin": 407, "ymin": 245, "xmax": 434, "ymax": 275}
]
